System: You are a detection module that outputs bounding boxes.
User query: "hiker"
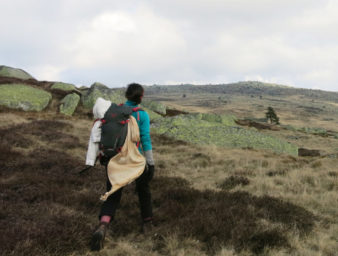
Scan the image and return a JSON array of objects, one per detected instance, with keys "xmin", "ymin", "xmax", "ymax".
[{"xmin": 85, "ymin": 83, "xmax": 155, "ymax": 251}]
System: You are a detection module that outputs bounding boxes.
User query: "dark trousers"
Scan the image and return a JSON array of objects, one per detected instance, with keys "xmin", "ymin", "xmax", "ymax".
[{"xmin": 99, "ymin": 168, "xmax": 153, "ymax": 221}]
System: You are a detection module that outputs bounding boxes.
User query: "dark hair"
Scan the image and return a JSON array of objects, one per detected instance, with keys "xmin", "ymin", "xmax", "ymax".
[{"xmin": 125, "ymin": 83, "xmax": 144, "ymax": 104}]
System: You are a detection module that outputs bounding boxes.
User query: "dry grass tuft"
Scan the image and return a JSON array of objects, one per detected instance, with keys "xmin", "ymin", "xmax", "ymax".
[{"xmin": 217, "ymin": 176, "xmax": 250, "ymax": 190}]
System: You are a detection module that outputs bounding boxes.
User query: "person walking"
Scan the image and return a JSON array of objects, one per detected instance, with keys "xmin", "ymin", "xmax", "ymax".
[{"xmin": 86, "ymin": 83, "xmax": 155, "ymax": 251}]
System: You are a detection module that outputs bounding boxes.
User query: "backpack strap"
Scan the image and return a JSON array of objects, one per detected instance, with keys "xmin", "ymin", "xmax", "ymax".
[
  {"xmin": 132, "ymin": 107, "xmax": 142, "ymax": 112},
  {"xmin": 131, "ymin": 107, "xmax": 143, "ymax": 146},
  {"xmin": 132, "ymin": 107, "xmax": 143, "ymax": 121}
]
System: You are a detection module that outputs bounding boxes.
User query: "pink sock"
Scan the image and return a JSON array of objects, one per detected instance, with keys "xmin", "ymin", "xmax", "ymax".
[{"xmin": 100, "ymin": 215, "xmax": 111, "ymax": 223}]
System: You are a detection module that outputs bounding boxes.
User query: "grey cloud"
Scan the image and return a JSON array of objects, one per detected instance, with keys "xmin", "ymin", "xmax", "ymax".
[{"xmin": 0, "ymin": 0, "xmax": 337, "ymax": 91}]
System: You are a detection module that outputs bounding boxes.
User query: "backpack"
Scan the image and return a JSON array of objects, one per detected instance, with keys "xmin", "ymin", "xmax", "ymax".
[{"xmin": 99, "ymin": 103, "xmax": 142, "ymax": 165}]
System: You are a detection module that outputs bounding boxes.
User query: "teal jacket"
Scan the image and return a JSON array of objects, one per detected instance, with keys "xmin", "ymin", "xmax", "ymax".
[{"xmin": 125, "ymin": 100, "xmax": 152, "ymax": 152}]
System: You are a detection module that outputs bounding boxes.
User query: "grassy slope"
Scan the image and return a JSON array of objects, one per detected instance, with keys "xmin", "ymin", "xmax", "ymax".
[
  {"xmin": 146, "ymin": 92, "xmax": 338, "ymax": 155},
  {"xmin": 1, "ymin": 83, "xmax": 337, "ymax": 256}
]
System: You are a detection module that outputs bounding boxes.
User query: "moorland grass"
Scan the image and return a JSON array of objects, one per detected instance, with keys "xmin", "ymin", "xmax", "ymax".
[{"xmin": 0, "ymin": 112, "xmax": 337, "ymax": 256}]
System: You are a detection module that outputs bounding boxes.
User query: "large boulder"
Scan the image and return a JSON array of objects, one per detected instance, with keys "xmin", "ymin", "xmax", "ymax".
[
  {"xmin": 151, "ymin": 114, "xmax": 298, "ymax": 155},
  {"xmin": 0, "ymin": 65, "xmax": 35, "ymax": 80},
  {"xmin": 0, "ymin": 84, "xmax": 51, "ymax": 111},
  {"xmin": 59, "ymin": 93, "xmax": 80, "ymax": 116},
  {"xmin": 82, "ymin": 82, "xmax": 124, "ymax": 109},
  {"xmin": 141, "ymin": 99, "xmax": 166, "ymax": 115}
]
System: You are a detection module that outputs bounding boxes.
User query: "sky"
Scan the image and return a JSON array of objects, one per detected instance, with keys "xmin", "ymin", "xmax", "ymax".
[{"xmin": 1, "ymin": 0, "xmax": 337, "ymax": 92}]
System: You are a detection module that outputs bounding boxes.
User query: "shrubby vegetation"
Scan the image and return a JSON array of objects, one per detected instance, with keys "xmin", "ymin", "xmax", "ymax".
[{"xmin": 265, "ymin": 107, "xmax": 280, "ymax": 124}]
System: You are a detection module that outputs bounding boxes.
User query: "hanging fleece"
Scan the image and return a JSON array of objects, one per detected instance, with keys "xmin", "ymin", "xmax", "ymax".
[{"xmin": 100, "ymin": 115, "xmax": 146, "ymax": 201}]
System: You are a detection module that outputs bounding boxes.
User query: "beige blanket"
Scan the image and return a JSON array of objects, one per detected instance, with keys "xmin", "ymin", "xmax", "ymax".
[{"xmin": 100, "ymin": 116, "xmax": 146, "ymax": 201}]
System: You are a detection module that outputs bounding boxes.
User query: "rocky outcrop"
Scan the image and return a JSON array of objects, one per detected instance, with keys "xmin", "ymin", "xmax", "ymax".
[
  {"xmin": 141, "ymin": 99, "xmax": 166, "ymax": 115},
  {"xmin": 151, "ymin": 114, "xmax": 298, "ymax": 155},
  {"xmin": 165, "ymin": 108, "xmax": 188, "ymax": 117},
  {"xmin": 60, "ymin": 93, "xmax": 80, "ymax": 116},
  {"xmin": 236, "ymin": 119, "xmax": 280, "ymax": 130},
  {"xmin": 0, "ymin": 65, "xmax": 35, "ymax": 80},
  {"xmin": 0, "ymin": 84, "xmax": 51, "ymax": 111},
  {"xmin": 298, "ymin": 148, "xmax": 321, "ymax": 157},
  {"xmin": 82, "ymin": 82, "xmax": 124, "ymax": 109}
]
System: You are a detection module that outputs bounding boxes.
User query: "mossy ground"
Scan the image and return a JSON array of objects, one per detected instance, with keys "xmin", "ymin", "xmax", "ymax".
[
  {"xmin": 151, "ymin": 114, "xmax": 298, "ymax": 155},
  {"xmin": 141, "ymin": 99, "xmax": 167, "ymax": 115}
]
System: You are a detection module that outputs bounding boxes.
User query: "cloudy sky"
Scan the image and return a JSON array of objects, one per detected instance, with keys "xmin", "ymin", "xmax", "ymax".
[{"xmin": 1, "ymin": 0, "xmax": 337, "ymax": 91}]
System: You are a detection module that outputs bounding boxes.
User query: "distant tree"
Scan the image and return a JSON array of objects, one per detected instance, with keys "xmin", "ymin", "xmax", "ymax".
[{"xmin": 265, "ymin": 107, "xmax": 280, "ymax": 124}]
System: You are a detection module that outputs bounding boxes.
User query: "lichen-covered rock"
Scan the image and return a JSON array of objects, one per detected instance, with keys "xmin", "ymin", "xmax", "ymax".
[
  {"xmin": 151, "ymin": 114, "xmax": 298, "ymax": 155},
  {"xmin": 82, "ymin": 82, "xmax": 124, "ymax": 109},
  {"xmin": 0, "ymin": 84, "xmax": 51, "ymax": 111},
  {"xmin": 51, "ymin": 82, "xmax": 77, "ymax": 92},
  {"xmin": 141, "ymin": 99, "xmax": 166, "ymax": 115},
  {"xmin": 0, "ymin": 65, "xmax": 34, "ymax": 80},
  {"xmin": 60, "ymin": 93, "xmax": 80, "ymax": 116},
  {"xmin": 79, "ymin": 85, "xmax": 89, "ymax": 89}
]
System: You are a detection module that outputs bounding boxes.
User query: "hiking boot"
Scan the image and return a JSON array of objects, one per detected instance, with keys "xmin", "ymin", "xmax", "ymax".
[
  {"xmin": 91, "ymin": 222, "xmax": 108, "ymax": 251},
  {"xmin": 142, "ymin": 220, "xmax": 154, "ymax": 235}
]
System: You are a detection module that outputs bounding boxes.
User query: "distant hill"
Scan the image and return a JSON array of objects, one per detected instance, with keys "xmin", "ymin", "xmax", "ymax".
[{"xmin": 145, "ymin": 81, "xmax": 338, "ymax": 102}]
